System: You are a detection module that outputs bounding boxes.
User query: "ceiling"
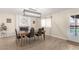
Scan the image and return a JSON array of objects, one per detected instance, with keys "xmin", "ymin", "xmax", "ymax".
[
  {"xmin": 0, "ymin": 8, "xmax": 72, "ymax": 17},
  {"xmin": 32, "ymin": 8, "xmax": 68, "ymax": 16}
]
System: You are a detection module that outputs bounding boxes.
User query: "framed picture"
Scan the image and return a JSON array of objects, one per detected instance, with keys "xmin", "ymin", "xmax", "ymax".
[
  {"xmin": 33, "ymin": 21, "xmax": 35, "ymax": 24},
  {"xmin": 7, "ymin": 18, "xmax": 12, "ymax": 23}
]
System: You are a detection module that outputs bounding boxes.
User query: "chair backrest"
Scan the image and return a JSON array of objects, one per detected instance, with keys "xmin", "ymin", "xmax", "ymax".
[
  {"xmin": 20, "ymin": 26, "xmax": 28, "ymax": 32},
  {"xmin": 38, "ymin": 28, "xmax": 42, "ymax": 35},
  {"xmin": 15, "ymin": 29, "xmax": 21, "ymax": 39},
  {"xmin": 41, "ymin": 27, "xmax": 45, "ymax": 34},
  {"xmin": 25, "ymin": 27, "xmax": 29, "ymax": 32},
  {"xmin": 41, "ymin": 27, "xmax": 44, "ymax": 31},
  {"xmin": 29, "ymin": 27, "xmax": 35, "ymax": 37},
  {"xmin": 15, "ymin": 29, "xmax": 17, "ymax": 36}
]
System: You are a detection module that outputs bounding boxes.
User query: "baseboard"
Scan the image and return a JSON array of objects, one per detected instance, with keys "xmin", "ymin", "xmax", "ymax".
[
  {"xmin": 48, "ymin": 34, "xmax": 79, "ymax": 43},
  {"xmin": 46, "ymin": 34, "xmax": 51, "ymax": 36},
  {"xmin": 47, "ymin": 34, "xmax": 67, "ymax": 40},
  {"xmin": 0, "ymin": 32, "xmax": 16, "ymax": 38}
]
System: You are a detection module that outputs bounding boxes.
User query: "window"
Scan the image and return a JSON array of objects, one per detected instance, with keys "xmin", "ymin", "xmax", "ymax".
[
  {"xmin": 41, "ymin": 19, "xmax": 45, "ymax": 27},
  {"xmin": 41, "ymin": 18, "xmax": 51, "ymax": 28},
  {"xmin": 45, "ymin": 18, "xmax": 51, "ymax": 27}
]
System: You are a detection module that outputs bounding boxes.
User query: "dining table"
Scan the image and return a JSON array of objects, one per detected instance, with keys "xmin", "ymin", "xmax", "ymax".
[
  {"xmin": 16, "ymin": 30, "xmax": 45, "ymax": 46},
  {"xmin": 18, "ymin": 31, "xmax": 28, "ymax": 38}
]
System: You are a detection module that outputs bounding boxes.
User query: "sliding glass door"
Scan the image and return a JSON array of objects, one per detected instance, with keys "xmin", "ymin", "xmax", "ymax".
[
  {"xmin": 76, "ymin": 18, "xmax": 79, "ymax": 40},
  {"xmin": 69, "ymin": 15, "xmax": 79, "ymax": 42}
]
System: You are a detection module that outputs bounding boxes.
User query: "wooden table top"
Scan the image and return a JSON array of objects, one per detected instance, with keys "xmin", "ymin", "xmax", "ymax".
[{"xmin": 17, "ymin": 31, "xmax": 29, "ymax": 38}]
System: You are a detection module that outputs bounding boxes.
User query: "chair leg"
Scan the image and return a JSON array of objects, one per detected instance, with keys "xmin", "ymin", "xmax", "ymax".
[
  {"xmin": 22, "ymin": 38, "xmax": 25, "ymax": 46},
  {"xmin": 16, "ymin": 39, "xmax": 19, "ymax": 45},
  {"xmin": 21, "ymin": 38, "xmax": 23, "ymax": 46},
  {"xmin": 38, "ymin": 36, "xmax": 39, "ymax": 39},
  {"xmin": 29, "ymin": 38, "xmax": 31, "ymax": 44},
  {"xmin": 16, "ymin": 39, "xmax": 18, "ymax": 45},
  {"xmin": 24, "ymin": 38, "xmax": 26, "ymax": 46},
  {"xmin": 43, "ymin": 34, "xmax": 45, "ymax": 40},
  {"xmin": 41, "ymin": 35, "xmax": 42, "ymax": 40},
  {"xmin": 34, "ymin": 36, "xmax": 35, "ymax": 40},
  {"xmin": 16, "ymin": 39, "xmax": 17, "ymax": 44}
]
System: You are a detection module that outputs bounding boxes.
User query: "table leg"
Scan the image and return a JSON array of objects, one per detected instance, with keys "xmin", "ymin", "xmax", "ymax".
[{"xmin": 43, "ymin": 33, "xmax": 45, "ymax": 40}]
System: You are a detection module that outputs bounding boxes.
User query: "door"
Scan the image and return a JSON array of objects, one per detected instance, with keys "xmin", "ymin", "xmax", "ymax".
[{"xmin": 69, "ymin": 15, "xmax": 79, "ymax": 42}]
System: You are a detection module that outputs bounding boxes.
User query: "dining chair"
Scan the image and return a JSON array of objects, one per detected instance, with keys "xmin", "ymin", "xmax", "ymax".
[
  {"xmin": 35, "ymin": 28, "xmax": 42, "ymax": 40},
  {"xmin": 27, "ymin": 27, "xmax": 35, "ymax": 44},
  {"xmin": 41, "ymin": 27, "xmax": 45, "ymax": 40},
  {"xmin": 15, "ymin": 29, "xmax": 21, "ymax": 44}
]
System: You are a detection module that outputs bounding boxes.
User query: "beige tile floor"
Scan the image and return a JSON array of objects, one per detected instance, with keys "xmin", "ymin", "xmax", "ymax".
[{"xmin": 0, "ymin": 36, "xmax": 79, "ymax": 50}]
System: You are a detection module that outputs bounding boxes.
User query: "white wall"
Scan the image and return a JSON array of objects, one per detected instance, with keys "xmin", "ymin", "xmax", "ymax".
[
  {"xmin": 0, "ymin": 13, "xmax": 16, "ymax": 37},
  {"xmin": 44, "ymin": 9, "xmax": 79, "ymax": 42},
  {"xmin": 31, "ymin": 17, "xmax": 41, "ymax": 30}
]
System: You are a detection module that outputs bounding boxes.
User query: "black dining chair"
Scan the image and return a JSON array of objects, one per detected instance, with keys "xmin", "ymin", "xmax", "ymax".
[
  {"xmin": 15, "ymin": 29, "xmax": 21, "ymax": 44},
  {"xmin": 41, "ymin": 27, "xmax": 45, "ymax": 40},
  {"xmin": 27, "ymin": 27, "xmax": 35, "ymax": 44},
  {"xmin": 35, "ymin": 28, "xmax": 42, "ymax": 40}
]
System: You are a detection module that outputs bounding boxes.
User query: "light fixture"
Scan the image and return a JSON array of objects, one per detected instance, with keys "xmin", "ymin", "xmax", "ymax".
[{"xmin": 23, "ymin": 9, "xmax": 41, "ymax": 18}]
